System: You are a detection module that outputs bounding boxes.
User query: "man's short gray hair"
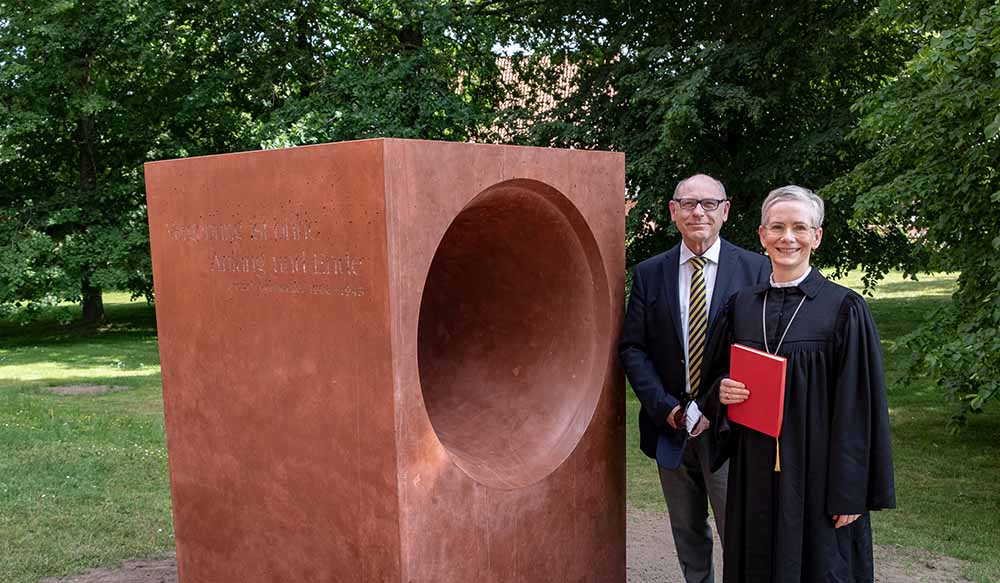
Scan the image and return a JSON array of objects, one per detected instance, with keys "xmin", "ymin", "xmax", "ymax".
[
  {"xmin": 760, "ymin": 185, "xmax": 824, "ymax": 227},
  {"xmin": 674, "ymin": 174, "xmax": 727, "ymax": 199}
]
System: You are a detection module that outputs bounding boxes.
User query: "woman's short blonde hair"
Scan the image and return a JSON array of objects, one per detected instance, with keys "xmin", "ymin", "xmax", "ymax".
[{"xmin": 760, "ymin": 185, "xmax": 824, "ymax": 227}]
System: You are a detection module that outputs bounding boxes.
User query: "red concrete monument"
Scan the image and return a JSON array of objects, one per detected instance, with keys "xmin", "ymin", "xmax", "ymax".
[{"xmin": 145, "ymin": 139, "xmax": 625, "ymax": 582}]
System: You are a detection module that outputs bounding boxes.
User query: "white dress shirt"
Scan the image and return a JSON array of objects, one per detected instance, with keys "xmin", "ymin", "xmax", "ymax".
[
  {"xmin": 678, "ymin": 237, "xmax": 721, "ymax": 394},
  {"xmin": 770, "ymin": 267, "xmax": 812, "ymax": 288}
]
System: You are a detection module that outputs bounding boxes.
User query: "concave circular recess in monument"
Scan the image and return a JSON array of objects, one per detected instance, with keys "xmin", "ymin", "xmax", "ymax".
[{"xmin": 417, "ymin": 179, "xmax": 610, "ymax": 489}]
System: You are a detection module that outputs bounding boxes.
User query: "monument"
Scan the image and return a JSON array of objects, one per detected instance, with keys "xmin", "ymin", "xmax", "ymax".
[{"xmin": 145, "ymin": 139, "xmax": 625, "ymax": 582}]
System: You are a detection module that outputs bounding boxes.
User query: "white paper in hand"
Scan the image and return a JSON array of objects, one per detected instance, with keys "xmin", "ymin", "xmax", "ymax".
[{"xmin": 684, "ymin": 400, "xmax": 703, "ymax": 435}]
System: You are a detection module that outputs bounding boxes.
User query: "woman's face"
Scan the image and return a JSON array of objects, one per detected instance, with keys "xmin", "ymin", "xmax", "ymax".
[{"xmin": 758, "ymin": 200, "xmax": 823, "ymax": 278}]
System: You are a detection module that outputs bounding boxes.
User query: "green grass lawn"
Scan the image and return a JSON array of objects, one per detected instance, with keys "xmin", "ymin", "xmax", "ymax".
[
  {"xmin": 0, "ymin": 294, "xmax": 172, "ymax": 582},
  {"xmin": 627, "ymin": 271, "xmax": 1000, "ymax": 583},
  {"xmin": 2, "ymin": 274, "xmax": 999, "ymax": 582}
]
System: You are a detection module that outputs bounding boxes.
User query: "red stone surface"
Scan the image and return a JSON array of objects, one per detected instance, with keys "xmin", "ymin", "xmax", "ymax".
[{"xmin": 145, "ymin": 139, "xmax": 625, "ymax": 583}]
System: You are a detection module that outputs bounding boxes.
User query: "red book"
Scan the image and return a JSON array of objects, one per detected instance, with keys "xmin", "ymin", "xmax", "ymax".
[{"xmin": 728, "ymin": 343, "xmax": 787, "ymax": 438}]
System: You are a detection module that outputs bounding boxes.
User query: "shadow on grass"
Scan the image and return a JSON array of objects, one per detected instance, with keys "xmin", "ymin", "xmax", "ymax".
[
  {"xmin": 12, "ymin": 371, "xmax": 165, "ymax": 390},
  {"xmin": 1, "ymin": 372, "xmax": 166, "ymax": 413},
  {"xmin": 1, "ymin": 302, "xmax": 160, "ymax": 371},
  {"xmin": 0, "ymin": 300, "xmax": 157, "ymax": 344}
]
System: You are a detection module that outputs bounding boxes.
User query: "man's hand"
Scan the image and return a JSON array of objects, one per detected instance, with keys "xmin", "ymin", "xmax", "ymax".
[
  {"xmin": 832, "ymin": 514, "xmax": 861, "ymax": 529},
  {"xmin": 689, "ymin": 415, "xmax": 710, "ymax": 437},
  {"xmin": 720, "ymin": 378, "xmax": 750, "ymax": 405},
  {"xmin": 666, "ymin": 405, "xmax": 684, "ymax": 430}
]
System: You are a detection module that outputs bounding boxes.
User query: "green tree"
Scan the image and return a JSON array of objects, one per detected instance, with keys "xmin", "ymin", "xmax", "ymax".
[
  {"xmin": 824, "ymin": 1, "xmax": 1000, "ymax": 423},
  {"xmin": 0, "ymin": 0, "xmax": 258, "ymax": 323},
  {"xmin": 255, "ymin": 1, "xmax": 529, "ymax": 146},
  {"xmin": 508, "ymin": 0, "xmax": 917, "ymax": 273},
  {"xmin": 0, "ymin": 1, "xmax": 534, "ymax": 323}
]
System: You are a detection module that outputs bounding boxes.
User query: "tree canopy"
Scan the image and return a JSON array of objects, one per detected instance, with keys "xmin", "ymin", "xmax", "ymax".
[
  {"xmin": 1, "ymin": 0, "xmax": 997, "ymax": 421},
  {"xmin": 0, "ymin": 0, "xmax": 522, "ymax": 322},
  {"xmin": 824, "ymin": 0, "xmax": 1000, "ymax": 424},
  {"xmin": 504, "ymin": 0, "xmax": 918, "ymax": 273},
  {"xmin": 0, "ymin": 0, "xmax": 261, "ymax": 322}
]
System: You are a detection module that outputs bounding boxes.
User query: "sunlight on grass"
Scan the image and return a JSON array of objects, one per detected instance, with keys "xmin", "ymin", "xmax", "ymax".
[
  {"xmin": 53, "ymin": 291, "xmax": 141, "ymax": 307},
  {"xmin": 827, "ymin": 270, "xmax": 957, "ymax": 299},
  {"xmin": 3, "ymin": 360, "xmax": 158, "ymax": 382}
]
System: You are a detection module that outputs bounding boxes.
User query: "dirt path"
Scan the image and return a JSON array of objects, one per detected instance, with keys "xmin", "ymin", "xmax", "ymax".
[
  {"xmin": 41, "ymin": 507, "xmax": 972, "ymax": 583},
  {"xmin": 625, "ymin": 506, "xmax": 972, "ymax": 583},
  {"xmin": 626, "ymin": 504, "xmax": 723, "ymax": 582}
]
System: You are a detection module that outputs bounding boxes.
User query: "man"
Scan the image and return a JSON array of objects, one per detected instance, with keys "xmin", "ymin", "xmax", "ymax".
[{"xmin": 619, "ymin": 174, "xmax": 769, "ymax": 583}]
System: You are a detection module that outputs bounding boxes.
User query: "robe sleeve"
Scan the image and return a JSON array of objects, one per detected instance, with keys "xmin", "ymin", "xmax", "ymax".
[
  {"xmin": 697, "ymin": 294, "xmax": 740, "ymax": 472},
  {"xmin": 826, "ymin": 293, "xmax": 897, "ymax": 515},
  {"xmin": 619, "ymin": 265, "xmax": 681, "ymax": 429}
]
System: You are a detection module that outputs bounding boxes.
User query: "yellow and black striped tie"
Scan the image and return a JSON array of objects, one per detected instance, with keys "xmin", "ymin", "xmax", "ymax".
[{"xmin": 688, "ymin": 256, "xmax": 708, "ymax": 396}]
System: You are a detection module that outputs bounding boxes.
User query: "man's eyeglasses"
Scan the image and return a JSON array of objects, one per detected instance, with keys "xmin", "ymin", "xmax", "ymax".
[
  {"xmin": 763, "ymin": 223, "xmax": 817, "ymax": 237},
  {"xmin": 672, "ymin": 198, "xmax": 727, "ymax": 211}
]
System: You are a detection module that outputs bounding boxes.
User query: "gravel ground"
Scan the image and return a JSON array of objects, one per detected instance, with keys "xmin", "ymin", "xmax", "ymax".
[
  {"xmin": 625, "ymin": 505, "xmax": 972, "ymax": 583},
  {"xmin": 41, "ymin": 506, "xmax": 972, "ymax": 583}
]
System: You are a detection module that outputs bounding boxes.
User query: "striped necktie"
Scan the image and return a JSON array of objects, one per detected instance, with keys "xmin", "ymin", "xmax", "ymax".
[{"xmin": 688, "ymin": 256, "xmax": 708, "ymax": 396}]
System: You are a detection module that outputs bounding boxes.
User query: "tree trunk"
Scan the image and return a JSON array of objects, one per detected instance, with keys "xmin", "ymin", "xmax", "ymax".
[
  {"xmin": 81, "ymin": 278, "xmax": 105, "ymax": 325},
  {"xmin": 294, "ymin": 0, "xmax": 318, "ymax": 99},
  {"xmin": 77, "ymin": 50, "xmax": 104, "ymax": 325},
  {"xmin": 399, "ymin": 22, "xmax": 424, "ymax": 130},
  {"xmin": 77, "ymin": 51, "xmax": 98, "ymax": 192},
  {"xmin": 398, "ymin": 23, "xmax": 423, "ymax": 53}
]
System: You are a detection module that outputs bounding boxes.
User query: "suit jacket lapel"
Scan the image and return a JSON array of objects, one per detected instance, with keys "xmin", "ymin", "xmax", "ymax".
[
  {"xmin": 662, "ymin": 245, "xmax": 684, "ymax": 346},
  {"xmin": 708, "ymin": 239, "xmax": 732, "ymax": 326}
]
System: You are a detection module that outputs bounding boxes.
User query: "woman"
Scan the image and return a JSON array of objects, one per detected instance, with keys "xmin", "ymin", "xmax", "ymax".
[{"xmin": 698, "ymin": 186, "xmax": 896, "ymax": 583}]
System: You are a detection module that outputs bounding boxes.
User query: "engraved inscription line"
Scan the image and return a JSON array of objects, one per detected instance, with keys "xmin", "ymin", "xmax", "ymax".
[{"xmin": 166, "ymin": 218, "xmax": 367, "ymax": 297}]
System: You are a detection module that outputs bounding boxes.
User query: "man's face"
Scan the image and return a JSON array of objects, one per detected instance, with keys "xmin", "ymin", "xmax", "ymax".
[
  {"xmin": 669, "ymin": 176, "xmax": 730, "ymax": 252},
  {"xmin": 757, "ymin": 200, "xmax": 823, "ymax": 276}
]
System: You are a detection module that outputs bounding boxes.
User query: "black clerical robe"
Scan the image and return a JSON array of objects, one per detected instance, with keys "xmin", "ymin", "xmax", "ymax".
[{"xmin": 699, "ymin": 269, "xmax": 896, "ymax": 583}]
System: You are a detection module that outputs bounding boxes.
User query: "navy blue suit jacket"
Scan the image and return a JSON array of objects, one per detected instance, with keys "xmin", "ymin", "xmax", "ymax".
[{"xmin": 619, "ymin": 238, "xmax": 770, "ymax": 469}]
